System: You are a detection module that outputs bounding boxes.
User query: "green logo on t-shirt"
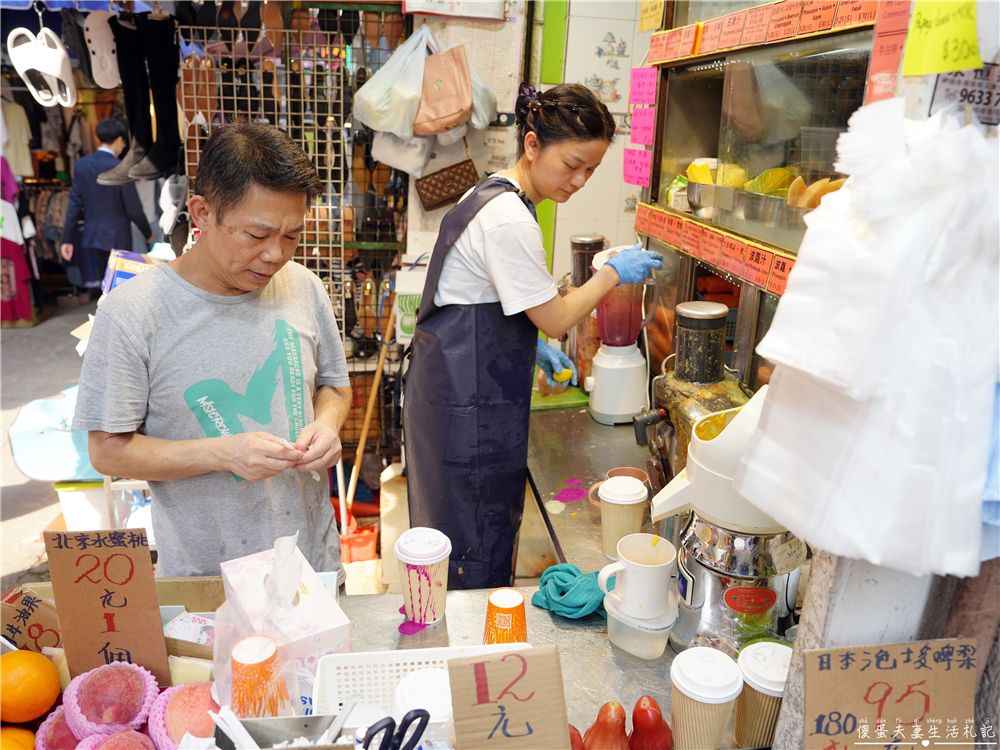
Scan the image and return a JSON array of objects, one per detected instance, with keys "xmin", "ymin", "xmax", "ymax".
[{"xmin": 184, "ymin": 319, "xmax": 306, "ymax": 479}]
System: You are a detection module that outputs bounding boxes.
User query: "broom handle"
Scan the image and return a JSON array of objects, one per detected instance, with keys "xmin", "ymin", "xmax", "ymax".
[{"xmin": 346, "ymin": 306, "xmax": 395, "ymax": 511}]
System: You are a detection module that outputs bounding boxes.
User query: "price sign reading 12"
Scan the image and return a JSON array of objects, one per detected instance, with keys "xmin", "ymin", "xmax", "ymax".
[{"xmin": 449, "ymin": 645, "xmax": 570, "ymax": 750}]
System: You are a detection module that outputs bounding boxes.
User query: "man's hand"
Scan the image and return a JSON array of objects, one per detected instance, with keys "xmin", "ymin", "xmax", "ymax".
[
  {"xmin": 290, "ymin": 421, "xmax": 343, "ymax": 473},
  {"xmin": 221, "ymin": 432, "xmax": 304, "ymax": 482},
  {"xmin": 60, "ymin": 243, "xmax": 74, "ymax": 261}
]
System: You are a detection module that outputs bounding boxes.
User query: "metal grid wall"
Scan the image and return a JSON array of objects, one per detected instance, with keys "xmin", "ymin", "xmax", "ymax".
[{"xmin": 177, "ymin": 9, "xmax": 406, "ymax": 451}]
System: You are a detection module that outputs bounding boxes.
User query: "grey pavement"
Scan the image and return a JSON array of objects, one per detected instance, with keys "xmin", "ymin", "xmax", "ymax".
[{"xmin": 1, "ymin": 300, "xmax": 98, "ymax": 594}]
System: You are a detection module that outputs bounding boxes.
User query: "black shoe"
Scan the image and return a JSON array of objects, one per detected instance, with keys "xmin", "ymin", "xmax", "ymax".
[
  {"xmin": 97, "ymin": 143, "xmax": 146, "ymax": 185},
  {"xmin": 240, "ymin": 1, "xmax": 261, "ymax": 49}
]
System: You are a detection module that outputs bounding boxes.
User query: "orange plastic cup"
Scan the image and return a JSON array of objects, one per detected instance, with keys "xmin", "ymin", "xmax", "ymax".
[
  {"xmin": 483, "ymin": 588, "xmax": 527, "ymax": 645},
  {"xmin": 230, "ymin": 635, "xmax": 292, "ymax": 719}
]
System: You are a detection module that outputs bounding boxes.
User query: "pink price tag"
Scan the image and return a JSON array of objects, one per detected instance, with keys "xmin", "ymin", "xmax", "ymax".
[
  {"xmin": 663, "ymin": 29, "xmax": 683, "ymax": 60},
  {"xmin": 664, "ymin": 215, "xmax": 684, "ymax": 247},
  {"xmin": 798, "ymin": 0, "xmax": 838, "ymax": 34},
  {"xmin": 648, "ymin": 210, "xmax": 668, "ymax": 242},
  {"xmin": 680, "ymin": 221, "xmax": 703, "ymax": 258},
  {"xmin": 649, "ymin": 32, "xmax": 668, "ymax": 63},
  {"xmin": 767, "ymin": 0, "xmax": 804, "ymax": 42},
  {"xmin": 623, "ymin": 148, "xmax": 652, "ymax": 188},
  {"xmin": 635, "ymin": 205, "xmax": 652, "ymax": 234},
  {"xmin": 741, "ymin": 244, "xmax": 774, "ymax": 288},
  {"xmin": 630, "ymin": 107, "xmax": 656, "ymax": 146},
  {"xmin": 741, "ymin": 3, "xmax": 774, "ymax": 45},
  {"xmin": 701, "ymin": 229, "xmax": 724, "ymax": 265},
  {"xmin": 767, "ymin": 256, "xmax": 795, "ymax": 296},
  {"xmin": 679, "ymin": 24, "xmax": 700, "ymax": 57},
  {"xmin": 720, "ymin": 236, "xmax": 746, "ymax": 275},
  {"xmin": 834, "ymin": 0, "xmax": 878, "ymax": 28},
  {"xmin": 699, "ymin": 18, "xmax": 724, "ymax": 53},
  {"xmin": 719, "ymin": 10, "xmax": 748, "ymax": 49},
  {"xmin": 630, "ymin": 67, "xmax": 658, "ymax": 105}
]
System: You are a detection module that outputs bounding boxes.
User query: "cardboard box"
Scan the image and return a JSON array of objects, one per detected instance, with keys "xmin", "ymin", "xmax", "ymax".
[
  {"xmin": 101, "ymin": 250, "xmax": 162, "ymax": 295},
  {"xmin": 220, "ymin": 547, "xmax": 350, "ymax": 671},
  {"xmin": 393, "ymin": 265, "xmax": 427, "ymax": 345}
]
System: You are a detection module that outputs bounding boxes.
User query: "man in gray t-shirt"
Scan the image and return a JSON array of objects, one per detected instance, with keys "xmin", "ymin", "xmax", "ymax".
[{"xmin": 74, "ymin": 122, "xmax": 351, "ymax": 579}]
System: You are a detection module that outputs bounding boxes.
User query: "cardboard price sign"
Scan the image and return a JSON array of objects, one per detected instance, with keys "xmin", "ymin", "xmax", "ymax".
[
  {"xmin": 1, "ymin": 588, "xmax": 61, "ymax": 653},
  {"xmin": 903, "ymin": 1, "xmax": 983, "ymax": 77},
  {"xmin": 741, "ymin": 244, "xmax": 774, "ymax": 288},
  {"xmin": 449, "ymin": 645, "xmax": 570, "ymax": 750},
  {"xmin": 799, "ymin": 0, "xmax": 838, "ymax": 34},
  {"xmin": 804, "ymin": 638, "xmax": 977, "ymax": 749},
  {"xmin": 630, "ymin": 67, "xmax": 658, "ymax": 106},
  {"xmin": 649, "ymin": 32, "xmax": 668, "ymax": 64},
  {"xmin": 719, "ymin": 10, "xmax": 748, "ymax": 49},
  {"xmin": 834, "ymin": 0, "xmax": 879, "ymax": 29},
  {"xmin": 664, "ymin": 215, "xmax": 685, "ymax": 248},
  {"xmin": 767, "ymin": 0, "xmax": 804, "ymax": 42},
  {"xmin": 634, "ymin": 204, "xmax": 652, "ymax": 235},
  {"xmin": 630, "ymin": 107, "xmax": 656, "ymax": 146},
  {"xmin": 864, "ymin": 1, "xmax": 912, "ymax": 105},
  {"xmin": 638, "ymin": 0, "xmax": 664, "ymax": 33},
  {"xmin": 680, "ymin": 221, "xmax": 703, "ymax": 258},
  {"xmin": 741, "ymin": 3, "xmax": 774, "ymax": 45},
  {"xmin": 623, "ymin": 148, "xmax": 652, "ymax": 187},
  {"xmin": 44, "ymin": 530, "xmax": 170, "ymax": 686},
  {"xmin": 699, "ymin": 17, "xmax": 724, "ymax": 53}
]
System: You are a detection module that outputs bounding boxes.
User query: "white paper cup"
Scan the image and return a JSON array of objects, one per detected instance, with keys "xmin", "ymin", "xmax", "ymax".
[
  {"xmin": 596, "ymin": 476, "xmax": 648, "ymax": 559},
  {"xmin": 734, "ymin": 641, "xmax": 792, "ymax": 748},
  {"xmin": 395, "ymin": 527, "xmax": 451, "ymax": 624},
  {"xmin": 670, "ymin": 647, "xmax": 743, "ymax": 750}
]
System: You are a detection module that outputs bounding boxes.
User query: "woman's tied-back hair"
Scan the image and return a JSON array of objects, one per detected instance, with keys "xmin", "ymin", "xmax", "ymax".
[
  {"xmin": 194, "ymin": 120, "xmax": 323, "ymax": 222},
  {"xmin": 514, "ymin": 83, "xmax": 616, "ymax": 159}
]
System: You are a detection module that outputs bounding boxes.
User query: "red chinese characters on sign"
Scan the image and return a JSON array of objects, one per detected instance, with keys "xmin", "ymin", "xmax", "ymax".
[
  {"xmin": 649, "ymin": 32, "xmax": 668, "ymax": 64},
  {"xmin": 664, "ymin": 215, "xmax": 684, "ymax": 247},
  {"xmin": 647, "ymin": 210, "xmax": 668, "ymax": 242},
  {"xmin": 767, "ymin": 256, "xmax": 795, "ymax": 296},
  {"xmin": 864, "ymin": 1, "xmax": 911, "ymax": 105},
  {"xmin": 720, "ymin": 236, "xmax": 747, "ymax": 275},
  {"xmin": 635, "ymin": 204, "xmax": 652, "ymax": 235},
  {"xmin": 741, "ymin": 244, "xmax": 774, "ymax": 287},
  {"xmin": 741, "ymin": 3, "xmax": 774, "ymax": 45},
  {"xmin": 767, "ymin": 0, "xmax": 804, "ymax": 42},
  {"xmin": 700, "ymin": 229, "xmax": 724, "ymax": 265},
  {"xmin": 663, "ymin": 29, "xmax": 683, "ymax": 60},
  {"xmin": 798, "ymin": 0, "xmax": 838, "ymax": 34},
  {"xmin": 679, "ymin": 24, "xmax": 699, "ymax": 57},
  {"xmin": 699, "ymin": 18, "xmax": 724, "ymax": 53},
  {"xmin": 719, "ymin": 11, "xmax": 748, "ymax": 49},
  {"xmin": 680, "ymin": 221, "xmax": 703, "ymax": 258},
  {"xmin": 834, "ymin": 0, "xmax": 878, "ymax": 28}
]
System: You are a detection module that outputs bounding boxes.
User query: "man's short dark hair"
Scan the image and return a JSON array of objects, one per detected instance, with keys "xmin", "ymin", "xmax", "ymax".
[
  {"xmin": 95, "ymin": 118, "xmax": 128, "ymax": 145},
  {"xmin": 194, "ymin": 120, "xmax": 323, "ymax": 222}
]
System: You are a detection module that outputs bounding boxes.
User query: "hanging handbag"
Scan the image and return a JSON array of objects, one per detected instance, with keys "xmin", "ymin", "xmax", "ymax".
[
  {"xmin": 412, "ymin": 44, "xmax": 472, "ymax": 136},
  {"xmin": 413, "ymin": 139, "xmax": 480, "ymax": 211}
]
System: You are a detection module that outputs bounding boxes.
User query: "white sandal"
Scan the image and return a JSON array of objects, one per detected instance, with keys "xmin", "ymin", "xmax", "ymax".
[
  {"xmin": 6, "ymin": 27, "xmax": 77, "ymax": 107},
  {"xmin": 83, "ymin": 10, "xmax": 120, "ymax": 89}
]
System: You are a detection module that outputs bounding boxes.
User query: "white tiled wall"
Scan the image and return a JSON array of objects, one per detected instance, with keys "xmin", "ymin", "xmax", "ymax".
[{"xmin": 553, "ymin": 0, "xmax": 651, "ymax": 283}]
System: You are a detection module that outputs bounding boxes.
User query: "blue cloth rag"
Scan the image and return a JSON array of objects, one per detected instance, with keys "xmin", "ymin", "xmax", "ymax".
[{"xmin": 531, "ymin": 563, "xmax": 613, "ymax": 619}]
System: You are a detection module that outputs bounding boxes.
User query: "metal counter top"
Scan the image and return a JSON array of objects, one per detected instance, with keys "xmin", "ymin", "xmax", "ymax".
[{"xmin": 526, "ymin": 407, "xmax": 654, "ymax": 575}]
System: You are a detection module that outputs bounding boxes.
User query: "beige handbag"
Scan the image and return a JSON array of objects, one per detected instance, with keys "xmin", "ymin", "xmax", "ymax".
[{"xmin": 413, "ymin": 44, "xmax": 472, "ymax": 136}]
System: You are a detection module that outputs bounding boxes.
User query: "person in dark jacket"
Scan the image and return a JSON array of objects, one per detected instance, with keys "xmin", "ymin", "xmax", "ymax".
[{"xmin": 60, "ymin": 118, "xmax": 153, "ymax": 301}]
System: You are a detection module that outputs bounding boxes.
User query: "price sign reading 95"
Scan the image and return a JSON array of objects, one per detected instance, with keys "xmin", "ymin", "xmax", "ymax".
[{"xmin": 804, "ymin": 638, "xmax": 979, "ymax": 750}]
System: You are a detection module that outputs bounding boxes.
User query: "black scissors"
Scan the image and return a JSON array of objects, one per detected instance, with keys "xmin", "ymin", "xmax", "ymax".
[{"xmin": 361, "ymin": 709, "xmax": 430, "ymax": 750}]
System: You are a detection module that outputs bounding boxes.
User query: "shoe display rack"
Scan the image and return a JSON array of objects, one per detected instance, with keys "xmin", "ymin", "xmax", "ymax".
[{"xmin": 177, "ymin": 6, "xmax": 408, "ymax": 454}]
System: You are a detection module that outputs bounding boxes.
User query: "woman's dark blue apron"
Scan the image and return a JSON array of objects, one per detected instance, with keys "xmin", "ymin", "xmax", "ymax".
[{"xmin": 404, "ymin": 177, "xmax": 539, "ymax": 590}]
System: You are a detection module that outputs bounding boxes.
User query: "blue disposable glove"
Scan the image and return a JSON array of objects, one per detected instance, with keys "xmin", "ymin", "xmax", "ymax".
[
  {"xmin": 606, "ymin": 241, "xmax": 664, "ymax": 285},
  {"xmin": 536, "ymin": 339, "xmax": 578, "ymax": 387}
]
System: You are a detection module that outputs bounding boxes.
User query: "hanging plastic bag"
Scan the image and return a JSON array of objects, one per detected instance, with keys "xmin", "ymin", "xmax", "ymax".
[
  {"xmin": 371, "ymin": 130, "xmax": 434, "ymax": 176},
  {"xmin": 354, "ymin": 25, "xmax": 437, "ymax": 139},
  {"xmin": 469, "ymin": 63, "xmax": 497, "ymax": 130}
]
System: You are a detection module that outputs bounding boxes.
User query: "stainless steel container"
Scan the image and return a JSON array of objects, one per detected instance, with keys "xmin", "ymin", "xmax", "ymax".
[
  {"xmin": 686, "ymin": 182, "xmax": 715, "ymax": 220},
  {"xmin": 570, "ymin": 234, "xmax": 605, "ymax": 287},
  {"xmin": 674, "ymin": 301, "xmax": 730, "ymax": 383},
  {"xmin": 671, "ymin": 511, "xmax": 806, "ymax": 654}
]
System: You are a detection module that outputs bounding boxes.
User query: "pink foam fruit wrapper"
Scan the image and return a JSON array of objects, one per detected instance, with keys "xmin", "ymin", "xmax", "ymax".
[
  {"xmin": 36, "ymin": 706, "xmax": 83, "ymax": 750},
  {"xmin": 394, "ymin": 527, "xmax": 451, "ymax": 625},
  {"xmin": 64, "ymin": 662, "xmax": 160, "ymax": 739},
  {"xmin": 147, "ymin": 684, "xmax": 182, "ymax": 750},
  {"xmin": 76, "ymin": 729, "xmax": 154, "ymax": 750}
]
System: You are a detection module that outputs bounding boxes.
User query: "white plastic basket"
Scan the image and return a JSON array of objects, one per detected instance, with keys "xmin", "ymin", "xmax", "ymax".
[{"xmin": 311, "ymin": 643, "xmax": 531, "ymax": 715}]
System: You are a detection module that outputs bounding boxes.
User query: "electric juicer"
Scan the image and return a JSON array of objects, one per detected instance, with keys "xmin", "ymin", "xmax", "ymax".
[{"xmin": 583, "ymin": 247, "xmax": 660, "ymax": 425}]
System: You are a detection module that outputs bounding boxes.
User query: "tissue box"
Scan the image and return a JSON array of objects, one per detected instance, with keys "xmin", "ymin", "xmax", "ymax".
[
  {"xmin": 220, "ymin": 547, "xmax": 351, "ymax": 671},
  {"xmin": 101, "ymin": 250, "xmax": 162, "ymax": 295}
]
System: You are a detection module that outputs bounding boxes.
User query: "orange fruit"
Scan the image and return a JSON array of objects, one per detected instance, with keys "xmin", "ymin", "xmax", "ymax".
[
  {"xmin": 0, "ymin": 650, "xmax": 61, "ymax": 723},
  {"xmin": 0, "ymin": 725, "xmax": 36, "ymax": 749}
]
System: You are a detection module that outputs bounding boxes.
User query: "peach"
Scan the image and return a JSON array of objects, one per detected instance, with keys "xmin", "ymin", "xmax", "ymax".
[
  {"xmin": 95, "ymin": 729, "xmax": 155, "ymax": 749},
  {"xmin": 79, "ymin": 664, "xmax": 146, "ymax": 725},
  {"xmin": 45, "ymin": 710, "xmax": 80, "ymax": 750},
  {"xmin": 165, "ymin": 682, "xmax": 220, "ymax": 742}
]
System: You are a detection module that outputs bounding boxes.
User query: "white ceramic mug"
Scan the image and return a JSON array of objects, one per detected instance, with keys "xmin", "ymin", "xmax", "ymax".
[{"xmin": 598, "ymin": 533, "xmax": 676, "ymax": 620}]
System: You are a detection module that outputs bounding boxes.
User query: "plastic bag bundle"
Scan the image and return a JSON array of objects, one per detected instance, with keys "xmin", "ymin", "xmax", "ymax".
[{"xmin": 733, "ymin": 99, "xmax": 999, "ymax": 578}]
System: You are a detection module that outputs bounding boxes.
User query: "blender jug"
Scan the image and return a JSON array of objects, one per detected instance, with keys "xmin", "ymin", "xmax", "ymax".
[{"xmin": 596, "ymin": 278, "xmax": 660, "ymax": 346}]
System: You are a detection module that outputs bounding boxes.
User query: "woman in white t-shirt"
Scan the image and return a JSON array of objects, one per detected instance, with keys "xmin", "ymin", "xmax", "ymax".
[{"xmin": 404, "ymin": 83, "xmax": 663, "ymax": 590}]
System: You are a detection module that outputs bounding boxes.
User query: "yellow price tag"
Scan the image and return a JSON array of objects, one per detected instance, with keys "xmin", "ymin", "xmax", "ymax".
[
  {"xmin": 639, "ymin": 0, "xmax": 665, "ymax": 33},
  {"xmin": 902, "ymin": 1, "xmax": 983, "ymax": 76}
]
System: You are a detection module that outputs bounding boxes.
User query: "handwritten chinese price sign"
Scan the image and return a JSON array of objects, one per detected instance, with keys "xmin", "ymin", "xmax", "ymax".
[
  {"xmin": 44, "ymin": 529, "xmax": 170, "ymax": 685},
  {"xmin": 623, "ymin": 148, "xmax": 652, "ymax": 188},
  {"xmin": 1, "ymin": 588, "xmax": 60, "ymax": 653},
  {"xmin": 630, "ymin": 67, "xmax": 658, "ymax": 106},
  {"xmin": 903, "ymin": 1, "xmax": 982, "ymax": 76},
  {"xmin": 804, "ymin": 638, "xmax": 977, "ymax": 750},
  {"xmin": 449, "ymin": 645, "xmax": 570, "ymax": 750},
  {"xmin": 630, "ymin": 107, "xmax": 656, "ymax": 146}
]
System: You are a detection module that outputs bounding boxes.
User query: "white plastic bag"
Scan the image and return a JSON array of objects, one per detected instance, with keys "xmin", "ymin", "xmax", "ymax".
[
  {"xmin": 469, "ymin": 64, "xmax": 497, "ymax": 130},
  {"xmin": 371, "ymin": 130, "xmax": 434, "ymax": 176},
  {"xmin": 354, "ymin": 25, "xmax": 437, "ymax": 139}
]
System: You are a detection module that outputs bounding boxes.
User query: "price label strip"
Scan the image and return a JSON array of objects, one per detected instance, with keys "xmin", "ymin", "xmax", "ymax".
[
  {"xmin": 799, "ymin": 0, "xmax": 838, "ymax": 33},
  {"xmin": 929, "ymin": 62, "xmax": 999, "ymax": 126},
  {"xmin": 767, "ymin": 0, "xmax": 804, "ymax": 42},
  {"xmin": 804, "ymin": 638, "xmax": 978, "ymax": 750},
  {"xmin": 741, "ymin": 3, "xmax": 774, "ymax": 45}
]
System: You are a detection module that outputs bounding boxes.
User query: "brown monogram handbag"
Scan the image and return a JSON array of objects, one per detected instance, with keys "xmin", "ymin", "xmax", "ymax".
[{"xmin": 414, "ymin": 140, "xmax": 480, "ymax": 211}]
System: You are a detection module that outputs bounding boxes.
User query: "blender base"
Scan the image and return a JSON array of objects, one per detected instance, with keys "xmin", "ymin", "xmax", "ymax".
[{"xmin": 585, "ymin": 343, "xmax": 648, "ymax": 425}]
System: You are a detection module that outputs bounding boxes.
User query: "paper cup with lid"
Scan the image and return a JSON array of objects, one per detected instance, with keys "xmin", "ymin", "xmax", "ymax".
[
  {"xmin": 670, "ymin": 646, "xmax": 744, "ymax": 750},
  {"xmin": 395, "ymin": 527, "xmax": 451, "ymax": 624},
  {"xmin": 734, "ymin": 641, "xmax": 793, "ymax": 748},
  {"xmin": 596, "ymin": 475, "xmax": 649, "ymax": 559}
]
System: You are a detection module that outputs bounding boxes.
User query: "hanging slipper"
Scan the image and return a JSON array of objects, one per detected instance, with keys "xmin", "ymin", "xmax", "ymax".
[
  {"xmin": 361, "ymin": 11, "xmax": 382, "ymax": 50},
  {"xmin": 288, "ymin": 58, "xmax": 304, "ymax": 141},
  {"xmin": 60, "ymin": 8, "xmax": 95, "ymax": 88},
  {"xmin": 258, "ymin": 0, "xmax": 284, "ymax": 55},
  {"xmin": 83, "ymin": 10, "xmax": 120, "ymax": 89},
  {"xmin": 312, "ymin": 60, "xmax": 329, "ymax": 122},
  {"xmin": 384, "ymin": 13, "xmax": 405, "ymax": 50},
  {"xmin": 239, "ymin": 0, "xmax": 261, "ymax": 50},
  {"xmin": 260, "ymin": 58, "xmax": 280, "ymax": 125},
  {"xmin": 289, "ymin": 8, "xmax": 311, "ymax": 50},
  {"xmin": 7, "ymin": 27, "xmax": 77, "ymax": 107},
  {"xmin": 174, "ymin": 1, "xmax": 197, "ymax": 44},
  {"xmin": 217, "ymin": 1, "xmax": 239, "ymax": 53},
  {"xmin": 177, "ymin": 54, "xmax": 199, "ymax": 116},
  {"xmin": 200, "ymin": 55, "xmax": 218, "ymax": 121},
  {"xmin": 194, "ymin": 0, "xmax": 218, "ymax": 46}
]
